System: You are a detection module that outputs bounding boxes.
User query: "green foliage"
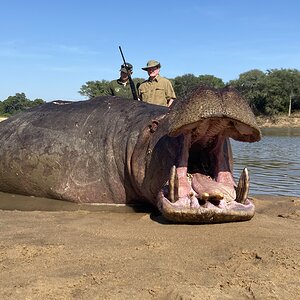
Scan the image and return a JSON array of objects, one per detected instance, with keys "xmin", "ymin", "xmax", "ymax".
[
  {"xmin": 174, "ymin": 74, "xmax": 201, "ymax": 98},
  {"xmin": 228, "ymin": 69, "xmax": 267, "ymax": 114},
  {"xmin": 264, "ymin": 69, "xmax": 300, "ymax": 115},
  {"xmin": 173, "ymin": 74, "xmax": 225, "ymax": 98},
  {"xmin": 0, "ymin": 93, "xmax": 45, "ymax": 116},
  {"xmin": 198, "ymin": 75, "xmax": 225, "ymax": 89},
  {"xmin": 229, "ymin": 68, "xmax": 300, "ymax": 115},
  {"xmin": 31, "ymin": 98, "xmax": 45, "ymax": 107},
  {"xmin": 78, "ymin": 80, "xmax": 110, "ymax": 98}
]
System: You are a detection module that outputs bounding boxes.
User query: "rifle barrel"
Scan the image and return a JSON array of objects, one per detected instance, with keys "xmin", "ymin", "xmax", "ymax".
[{"xmin": 118, "ymin": 46, "xmax": 138, "ymax": 100}]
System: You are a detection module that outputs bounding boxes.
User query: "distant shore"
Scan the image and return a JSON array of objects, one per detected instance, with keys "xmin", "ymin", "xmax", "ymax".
[
  {"xmin": 1, "ymin": 113, "xmax": 300, "ymax": 128},
  {"xmin": 256, "ymin": 112, "xmax": 300, "ymax": 128}
]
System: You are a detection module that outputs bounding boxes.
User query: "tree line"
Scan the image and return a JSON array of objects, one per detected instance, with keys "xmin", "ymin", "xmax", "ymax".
[
  {"xmin": 0, "ymin": 93, "xmax": 45, "ymax": 117},
  {"xmin": 78, "ymin": 68, "xmax": 300, "ymax": 116},
  {"xmin": 1, "ymin": 68, "xmax": 300, "ymax": 117}
]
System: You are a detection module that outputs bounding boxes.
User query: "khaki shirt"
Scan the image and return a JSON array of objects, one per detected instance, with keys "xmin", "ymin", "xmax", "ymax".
[
  {"xmin": 105, "ymin": 79, "xmax": 135, "ymax": 99},
  {"xmin": 138, "ymin": 75, "xmax": 176, "ymax": 106}
]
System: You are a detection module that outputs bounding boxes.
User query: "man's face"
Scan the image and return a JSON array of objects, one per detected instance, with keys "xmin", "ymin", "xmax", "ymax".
[
  {"xmin": 147, "ymin": 66, "xmax": 160, "ymax": 78},
  {"xmin": 120, "ymin": 71, "xmax": 130, "ymax": 81}
]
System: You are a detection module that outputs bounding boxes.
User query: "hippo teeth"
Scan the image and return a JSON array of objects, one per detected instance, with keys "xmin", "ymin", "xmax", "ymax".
[
  {"xmin": 169, "ymin": 165, "xmax": 179, "ymax": 203},
  {"xmin": 235, "ymin": 168, "xmax": 249, "ymax": 204}
]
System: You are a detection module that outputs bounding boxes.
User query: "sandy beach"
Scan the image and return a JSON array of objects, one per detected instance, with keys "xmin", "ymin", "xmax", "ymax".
[{"xmin": 0, "ymin": 193, "xmax": 299, "ymax": 300}]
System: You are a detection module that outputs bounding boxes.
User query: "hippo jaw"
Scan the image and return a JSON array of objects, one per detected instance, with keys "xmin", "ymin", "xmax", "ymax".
[{"xmin": 156, "ymin": 118, "xmax": 257, "ymax": 223}]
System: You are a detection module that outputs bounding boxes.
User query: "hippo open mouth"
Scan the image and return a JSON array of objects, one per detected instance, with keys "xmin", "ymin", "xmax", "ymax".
[{"xmin": 158, "ymin": 118, "xmax": 256, "ymax": 223}]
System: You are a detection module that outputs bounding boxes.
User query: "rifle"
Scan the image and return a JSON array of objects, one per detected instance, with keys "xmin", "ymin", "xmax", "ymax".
[{"xmin": 118, "ymin": 46, "xmax": 138, "ymax": 100}]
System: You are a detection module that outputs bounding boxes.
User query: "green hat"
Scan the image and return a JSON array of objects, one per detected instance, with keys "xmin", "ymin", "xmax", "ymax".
[
  {"xmin": 120, "ymin": 62, "xmax": 133, "ymax": 73},
  {"xmin": 142, "ymin": 60, "xmax": 161, "ymax": 70}
]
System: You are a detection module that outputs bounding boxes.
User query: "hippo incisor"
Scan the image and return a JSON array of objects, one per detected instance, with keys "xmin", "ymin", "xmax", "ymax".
[{"xmin": 0, "ymin": 86, "xmax": 261, "ymax": 223}]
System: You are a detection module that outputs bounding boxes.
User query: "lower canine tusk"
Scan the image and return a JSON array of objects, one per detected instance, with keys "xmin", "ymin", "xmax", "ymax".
[
  {"xmin": 236, "ymin": 168, "xmax": 249, "ymax": 204},
  {"xmin": 169, "ymin": 166, "xmax": 176, "ymax": 203}
]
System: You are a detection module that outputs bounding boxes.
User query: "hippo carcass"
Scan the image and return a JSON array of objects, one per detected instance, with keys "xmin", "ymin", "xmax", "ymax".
[{"xmin": 0, "ymin": 86, "xmax": 261, "ymax": 223}]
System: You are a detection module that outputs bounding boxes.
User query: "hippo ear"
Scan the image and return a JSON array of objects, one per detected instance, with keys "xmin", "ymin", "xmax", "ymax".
[{"xmin": 149, "ymin": 120, "xmax": 159, "ymax": 133}]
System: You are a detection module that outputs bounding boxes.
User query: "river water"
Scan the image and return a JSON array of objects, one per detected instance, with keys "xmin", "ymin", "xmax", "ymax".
[{"xmin": 231, "ymin": 127, "xmax": 300, "ymax": 197}]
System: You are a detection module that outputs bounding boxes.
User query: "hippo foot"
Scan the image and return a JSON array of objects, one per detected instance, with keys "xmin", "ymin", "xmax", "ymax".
[{"xmin": 157, "ymin": 167, "xmax": 255, "ymax": 224}]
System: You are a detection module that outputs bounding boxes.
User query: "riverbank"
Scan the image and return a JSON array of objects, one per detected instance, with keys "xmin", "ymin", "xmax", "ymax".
[{"xmin": 256, "ymin": 112, "xmax": 300, "ymax": 128}]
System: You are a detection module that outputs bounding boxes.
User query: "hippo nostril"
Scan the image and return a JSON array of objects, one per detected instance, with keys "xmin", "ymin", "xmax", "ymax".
[
  {"xmin": 197, "ymin": 191, "xmax": 224, "ymax": 207},
  {"xmin": 197, "ymin": 197, "xmax": 206, "ymax": 206},
  {"xmin": 197, "ymin": 196, "xmax": 220, "ymax": 207},
  {"xmin": 209, "ymin": 199, "xmax": 221, "ymax": 206}
]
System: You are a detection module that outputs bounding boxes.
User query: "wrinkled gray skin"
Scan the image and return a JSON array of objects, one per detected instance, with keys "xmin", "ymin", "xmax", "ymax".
[{"xmin": 0, "ymin": 86, "xmax": 261, "ymax": 223}]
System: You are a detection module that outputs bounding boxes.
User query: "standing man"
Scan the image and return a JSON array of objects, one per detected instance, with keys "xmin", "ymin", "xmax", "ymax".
[
  {"xmin": 105, "ymin": 63, "xmax": 136, "ymax": 99},
  {"xmin": 138, "ymin": 60, "xmax": 176, "ymax": 107}
]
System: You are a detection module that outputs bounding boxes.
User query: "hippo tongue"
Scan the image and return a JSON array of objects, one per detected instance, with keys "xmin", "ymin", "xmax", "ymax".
[{"xmin": 191, "ymin": 173, "xmax": 236, "ymax": 202}]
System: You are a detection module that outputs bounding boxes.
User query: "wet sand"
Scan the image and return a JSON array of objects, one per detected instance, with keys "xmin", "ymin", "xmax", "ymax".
[{"xmin": 0, "ymin": 192, "xmax": 299, "ymax": 299}]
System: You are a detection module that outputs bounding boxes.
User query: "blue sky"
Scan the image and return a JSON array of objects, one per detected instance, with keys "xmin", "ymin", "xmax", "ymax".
[{"xmin": 1, "ymin": 0, "xmax": 300, "ymax": 101}]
